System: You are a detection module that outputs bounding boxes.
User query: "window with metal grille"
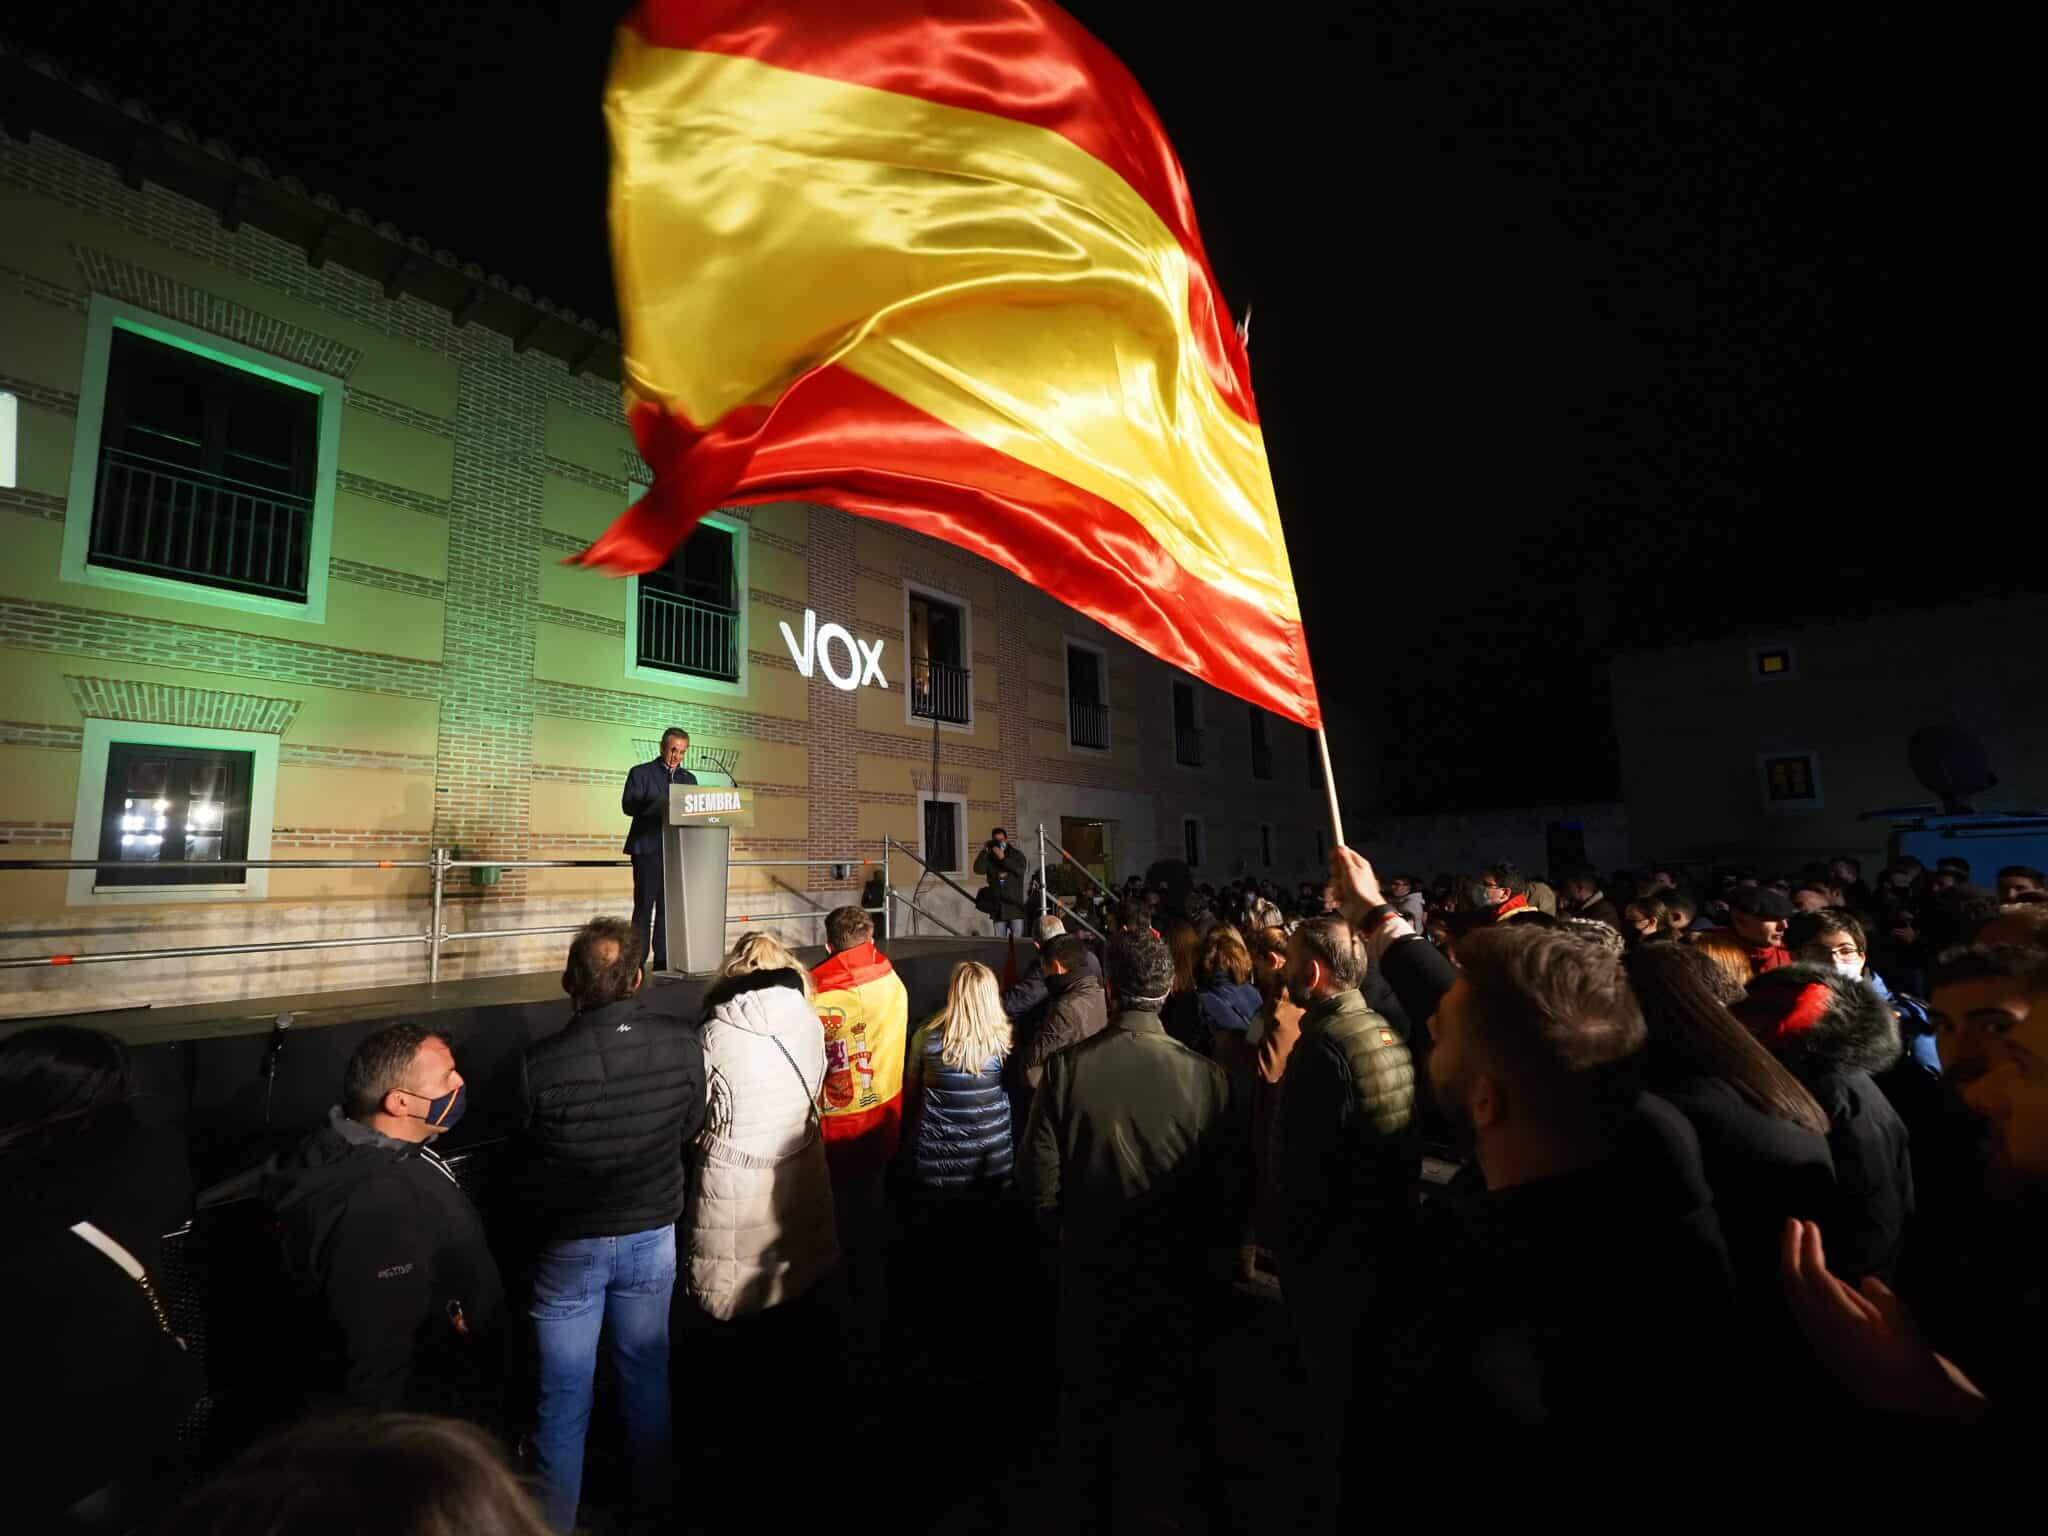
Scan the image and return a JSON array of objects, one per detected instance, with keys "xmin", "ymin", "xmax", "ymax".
[
  {"xmin": 909, "ymin": 590, "xmax": 971, "ymax": 725},
  {"xmin": 923, "ymin": 797, "xmax": 963, "ymax": 873},
  {"xmin": 637, "ymin": 522, "xmax": 741, "ymax": 682},
  {"xmin": 96, "ymin": 741, "xmax": 252, "ymax": 886},
  {"xmin": 1172, "ymin": 681, "xmax": 1202, "ymax": 766},
  {"xmin": 1182, "ymin": 816, "xmax": 1204, "ymax": 868},
  {"xmin": 1066, "ymin": 641, "xmax": 1109, "ymax": 750},
  {"xmin": 1249, "ymin": 706, "xmax": 1274, "ymax": 779},
  {"xmin": 87, "ymin": 328, "xmax": 319, "ymax": 602}
]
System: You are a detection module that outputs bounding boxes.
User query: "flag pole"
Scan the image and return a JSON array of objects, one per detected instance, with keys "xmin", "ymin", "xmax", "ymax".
[{"xmin": 1315, "ymin": 724, "xmax": 1345, "ymax": 850}]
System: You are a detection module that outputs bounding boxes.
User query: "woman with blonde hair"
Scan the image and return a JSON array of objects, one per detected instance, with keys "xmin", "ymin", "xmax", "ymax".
[
  {"xmin": 682, "ymin": 931, "xmax": 837, "ymax": 1322},
  {"xmin": 901, "ymin": 961, "xmax": 1017, "ymax": 1350},
  {"xmin": 903, "ymin": 960, "xmax": 1014, "ymax": 1192}
]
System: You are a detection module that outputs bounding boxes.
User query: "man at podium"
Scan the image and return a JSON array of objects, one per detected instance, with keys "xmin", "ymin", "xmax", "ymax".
[{"xmin": 622, "ymin": 727, "xmax": 696, "ymax": 970}]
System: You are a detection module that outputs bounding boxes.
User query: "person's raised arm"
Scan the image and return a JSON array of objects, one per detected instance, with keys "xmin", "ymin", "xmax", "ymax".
[{"xmin": 1330, "ymin": 846, "xmax": 1456, "ymax": 1026}]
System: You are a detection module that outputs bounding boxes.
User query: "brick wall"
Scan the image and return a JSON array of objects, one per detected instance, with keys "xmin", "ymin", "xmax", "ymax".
[
  {"xmin": 805, "ymin": 507, "xmax": 862, "ymax": 897},
  {"xmin": 0, "ymin": 123, "xmax": 1363, "ymax": 1015}
]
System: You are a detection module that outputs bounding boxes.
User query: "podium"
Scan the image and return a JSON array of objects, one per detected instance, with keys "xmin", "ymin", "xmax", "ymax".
[{"xmin": 660, "ymin": 784, "xmax": 753, "ymax": 975}]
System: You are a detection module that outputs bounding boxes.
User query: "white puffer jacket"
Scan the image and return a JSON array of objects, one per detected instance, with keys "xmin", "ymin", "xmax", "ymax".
[{"xmin": 684, "ymin": 969, "xmax": 840, "ymax": 1320}]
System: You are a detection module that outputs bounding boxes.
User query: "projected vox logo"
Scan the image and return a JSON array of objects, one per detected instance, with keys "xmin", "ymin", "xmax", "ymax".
[{"xmin": 778, "ymin": 609, "xmax": 888, "ymax": 692}]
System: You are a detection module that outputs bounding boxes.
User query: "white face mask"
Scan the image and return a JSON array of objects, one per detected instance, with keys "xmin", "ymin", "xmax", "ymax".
[{"xmin": 1833, "ymin": 955, "xmax": 1866, "ymax": 978}]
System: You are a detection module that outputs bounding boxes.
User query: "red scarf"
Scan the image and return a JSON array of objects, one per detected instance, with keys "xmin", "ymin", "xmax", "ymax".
[
  {"xmin": 1747, "ymin": 944, "xmax": 1792, "ymax": 973},
  {"xmin": 1492, "ymin": 893, "xmax": 1531, "ymax": 922}
]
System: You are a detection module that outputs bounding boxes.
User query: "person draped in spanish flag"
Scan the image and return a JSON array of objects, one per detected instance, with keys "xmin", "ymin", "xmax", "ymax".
[{"xmin": 810, "ymin": 905, "xmax": 909, "ymax": 1317}]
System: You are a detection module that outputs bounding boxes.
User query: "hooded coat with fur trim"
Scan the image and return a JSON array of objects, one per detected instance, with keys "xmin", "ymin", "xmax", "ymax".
[{"xmin": 1737, "ymin": 963, "xmax": 1914, "ymax": 1280}]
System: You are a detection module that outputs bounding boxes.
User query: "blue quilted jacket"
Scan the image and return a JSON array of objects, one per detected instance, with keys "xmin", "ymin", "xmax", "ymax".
[{"xmin": 905, "ymin": 1022, "xmax": 1014, "ymax": 1190}]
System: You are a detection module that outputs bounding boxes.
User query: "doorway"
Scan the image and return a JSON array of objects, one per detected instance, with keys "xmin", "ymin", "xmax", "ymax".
[{"xmin": 1060, "ymin": 816, "xmax": 1117, "ymax": 890}]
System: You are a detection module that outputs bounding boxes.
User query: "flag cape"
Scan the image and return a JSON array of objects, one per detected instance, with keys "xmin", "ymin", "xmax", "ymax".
[{"xmin": 582, "ymin": 0, "xmax": 1321, "ymax": 727}]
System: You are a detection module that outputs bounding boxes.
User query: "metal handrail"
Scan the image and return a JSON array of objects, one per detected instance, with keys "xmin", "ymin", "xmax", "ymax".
[
  {"xmin": 0, "ymin": 932, "xmax": 432, "ymax": 970},
  {"xmin": 908, "ymin": 657, "xmax": 972, "ymax": 725},
  {"xmin": 101, "ymin": 445, "xmax": 315, "ymax": 505},
  {"xmin": 1068, "ymin": 698, "xmax": 1110, "ymax": 750},
  {"xmin": 883, "ymin": 836, "xmax": 985, "ymax": 913},
  {"xmin": 887, "ymin": 889, "xmax": 965, "ymax": 938},
  {"xmin": 93, "ymin": 447, "xmax": 311, "ymax": 599},
  {"xmin": 636, "ymin": 584, "xmax": 740, "ymax": 682},
  {"xmin": 1037, "ymin": 826, "xmax": 1119, "ymax": 904},
  {"xmin": 1035, "ymin": 824, "xmax": 1112, "ymax": 944},
  {"xmin": 0, "ymin": 851, "xmax": 883, "ymax": 977}
]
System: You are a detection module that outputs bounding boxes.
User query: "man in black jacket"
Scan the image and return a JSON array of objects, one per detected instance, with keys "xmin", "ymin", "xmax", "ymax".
[
  {"xmin": 972, "ymin": 826, "xmax": 1030, "ymax": 937},
  {"xmin": 1379, "ymin": 921, "xmax": 1744, "ymax": 1536},
  {"xmin": 1021, "ymin": 929, "xmax": 1233, "ymax": 1529},
  {"xmin": 1273, "ymin": 917, "xmax": 1418, "ymax": 1528},
  {"xmin": 517, "ymin": 917, "xmax": 707, "ymax": 1532},
  {"xmin": 621, "ymin": 726, "xmax": 697, "ymax": 970},
  {"xmin": 266, "ymin": 1021, "xmax": 502, "ymax": 1416}
]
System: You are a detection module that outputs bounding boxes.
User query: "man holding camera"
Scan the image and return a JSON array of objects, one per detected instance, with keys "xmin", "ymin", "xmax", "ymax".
[{"xmin": 973, "ymin": 826, "xmax": 1030, "ymax": 938}]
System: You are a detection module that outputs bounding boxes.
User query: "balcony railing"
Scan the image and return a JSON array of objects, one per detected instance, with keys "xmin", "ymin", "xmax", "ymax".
[
  {"xmin": 638, "ymin": 586, "xmax": 740, "ymax": 682},
  {"xmin": 1174, "ymin": 725, "xmax": 1203, "ymax": 767},
  {"xmin": 89, "ymin": 448, "xmax": 313, "ymax": 600},
  {"xmin": 1069, "ymin": 698, "xmax": 1110, "ymax": 750},
  {"xmin": 911, "ymin": 657, "xmax": 972, "ymax": 725}
]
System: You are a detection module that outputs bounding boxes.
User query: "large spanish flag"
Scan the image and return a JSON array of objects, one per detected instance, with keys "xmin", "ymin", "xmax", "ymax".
[{"xmin": 579, "ymin": 0, "xmax": 1321, "ymax": 728}]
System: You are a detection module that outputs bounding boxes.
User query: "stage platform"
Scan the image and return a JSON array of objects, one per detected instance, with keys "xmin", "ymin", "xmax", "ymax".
[{"xmin": 3, "ymin": 935, "xmax": 1012, "ymax": 1190}]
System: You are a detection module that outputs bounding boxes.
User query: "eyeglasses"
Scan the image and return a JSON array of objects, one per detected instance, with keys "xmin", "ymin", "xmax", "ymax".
[{"xmin": 1825, "ymin": 944, "xmax": 1863, "ymax": 962}]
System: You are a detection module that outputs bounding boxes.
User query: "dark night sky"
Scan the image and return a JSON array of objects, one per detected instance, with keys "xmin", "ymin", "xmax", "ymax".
[{"xmin": 13, "ymin": 3, "xmax": 2041, "ymax": 811}]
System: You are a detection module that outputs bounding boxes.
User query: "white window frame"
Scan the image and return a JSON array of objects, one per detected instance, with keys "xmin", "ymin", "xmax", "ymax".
[
  {"xmin": 916, "ymin": 789, "xmax": 969, "ymax": 875},
  {"xmin": 622, "ymin": 499, "xmax": 751, "ymax": 698},
  {"xmin": 1181, "ymin": 814, "xmax": 1206, "ymax": 870},
  {"xmin": 1062, "ymin": 636, "xmax": 1111, "ymax": 756},
  {"xmin": 1758, "ymin": 749, "xmax": 1826, "ymax": 815},
  {"xmin": 62, "ymin": 296, "xmax": 342, "ymax": 624},
  {"xmin": 1169, "ymin": 676, "xmax": 1204, "ymax": 771},
  {"xmin": 68, "ymin": 718, "xmax": 280, "ymax": 906},
  {"xmin": 902, "ymin": 579, "xmax": 975, "ymax": 733},
  {"xmin": 1, "ymin": 389, "xmax": 18, "ymax": 489}
]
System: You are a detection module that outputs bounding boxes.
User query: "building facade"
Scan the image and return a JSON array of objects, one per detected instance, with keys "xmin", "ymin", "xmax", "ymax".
[
  {"xmin": 0, "ymin": 69, "xmax": 1355, "ymax": 1018},
  {"xmin": 1609, "ymin": 596, "xmax": 2048, "ymax": 871}
]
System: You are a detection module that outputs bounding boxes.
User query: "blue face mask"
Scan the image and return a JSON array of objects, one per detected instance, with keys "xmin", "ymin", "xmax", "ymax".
[{"xmin": 415, "ymin": 1082, "xmax": 466, "ymax": 1134}]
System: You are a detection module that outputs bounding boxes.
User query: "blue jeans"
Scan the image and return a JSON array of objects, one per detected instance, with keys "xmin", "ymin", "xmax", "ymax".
[
  {"xmin": 994, "ymin": 917, "xmax": 1026, "ymax": 938},
  {"xmin": 529, "ymin": 1227, "xmax": 677, "ymax": 1532}
]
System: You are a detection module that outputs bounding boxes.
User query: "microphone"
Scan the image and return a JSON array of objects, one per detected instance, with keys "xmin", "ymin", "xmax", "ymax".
[{"xmin": 262, "ymin": 1011, "xmax": 295, "ymax": 1128}]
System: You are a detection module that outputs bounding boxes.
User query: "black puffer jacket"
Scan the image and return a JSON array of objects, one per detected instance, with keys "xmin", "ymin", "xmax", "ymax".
[
  {"xmin": 1738, "ymin": 963, "xmax": 1914, "ymax": 1280},
  {"xmin": 1273, "ymin": 989, "xmax": 1419, "ymax": 1280},
  {"xmin": 517, "ymin": 994, "xmax": 708, "ymax": 1239}
]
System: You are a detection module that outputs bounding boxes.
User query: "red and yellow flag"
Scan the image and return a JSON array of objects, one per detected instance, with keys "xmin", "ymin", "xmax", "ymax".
[{"xmin": 579, "ymin": 0, "xmax": 1320, "ymax": 727}]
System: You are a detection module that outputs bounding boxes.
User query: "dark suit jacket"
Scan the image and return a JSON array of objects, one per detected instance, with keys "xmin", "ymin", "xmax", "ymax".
[{"xmin": 621, "ymin": 758, "xmax": 697, "ymax": 855}]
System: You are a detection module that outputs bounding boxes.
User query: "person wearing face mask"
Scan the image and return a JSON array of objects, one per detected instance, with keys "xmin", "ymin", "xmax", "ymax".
[
  {"xmin": 1789, "ymin": 910, "xmax": 1941, "ymax": 1076},
  {"xmin": 265, "ymin": 1023, "xmax": 503, "ymax": 1415},
  {"xmin": 972, "ymin": 826, "xmax": 1030, "ymax": 938},
  {"xmin": 1784, "ymin": 943, "xmax": 2048, "ymax": 1529}
]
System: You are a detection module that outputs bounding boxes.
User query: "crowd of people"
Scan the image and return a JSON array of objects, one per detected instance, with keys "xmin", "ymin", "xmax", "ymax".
[{"xmin": 5, "ymin": 838, "xmax": 2047, "ymax": 1533}]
